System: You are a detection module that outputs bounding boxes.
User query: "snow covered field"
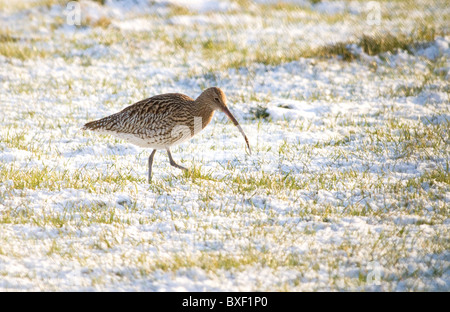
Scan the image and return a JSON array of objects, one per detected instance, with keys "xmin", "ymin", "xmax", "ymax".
[{"xmin": 0, "ymin": 0, "xmax": 449, "ymax": 291}]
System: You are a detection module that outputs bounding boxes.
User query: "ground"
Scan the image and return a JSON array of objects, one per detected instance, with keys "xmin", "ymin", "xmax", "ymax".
[{"xmin": 0, "ymin": 0, "xmax": 449, "ymax": 291}]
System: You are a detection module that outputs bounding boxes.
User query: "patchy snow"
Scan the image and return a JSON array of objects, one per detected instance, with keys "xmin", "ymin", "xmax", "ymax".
[
  {"xmin": 164, "ymin": 0, "xmax": 238, "ymax": 13},
  {"xmin": 415, "ymin": 37, "xmax": 450, "ymax": 61},
  {"xmin": 0, "ymin": 0, "xmax": 448, "ymax": 292},
  {"xmin": 266, "ymin": 99, "xmax": 330, "ymax": 121},
  {"xmin": 314, "ymin": 0, "xmax": 348, "ymax": 15}
]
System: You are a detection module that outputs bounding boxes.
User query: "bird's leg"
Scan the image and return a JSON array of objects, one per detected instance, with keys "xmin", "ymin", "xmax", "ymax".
[
  {"xmin": 148, "ymin": 149, "xmax": 157, "ymax": 183},
  {"xmin": 166, "ymin": 148, "xmax": 188, "ymax": 171}
]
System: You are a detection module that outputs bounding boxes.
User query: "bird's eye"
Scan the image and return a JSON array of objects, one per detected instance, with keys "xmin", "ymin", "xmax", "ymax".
[{"xmin": 214, "ymin": 97, "xmax": 220, "ymax": 102}]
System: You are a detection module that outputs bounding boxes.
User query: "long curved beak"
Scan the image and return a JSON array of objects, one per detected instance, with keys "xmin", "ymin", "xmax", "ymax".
[{"xmin": 221, "ymin": 106, "xmax": 251, "ymax": 155}]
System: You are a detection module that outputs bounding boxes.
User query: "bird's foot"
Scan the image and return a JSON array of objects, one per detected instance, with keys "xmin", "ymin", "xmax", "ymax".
[{"xmin": 170, "ymin": 161, "xmax": 188, "ymax": 171}]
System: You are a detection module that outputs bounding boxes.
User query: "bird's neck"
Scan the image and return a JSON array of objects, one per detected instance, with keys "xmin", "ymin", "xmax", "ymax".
[{"xmin": 192, "ymin": 98, "xmax": 215, "ymax": 129}]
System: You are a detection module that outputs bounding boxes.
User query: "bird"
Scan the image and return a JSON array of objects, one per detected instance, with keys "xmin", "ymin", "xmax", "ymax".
[{"xmin": 82, "ymin": 87, "xmax": 251, "ymax": 182}]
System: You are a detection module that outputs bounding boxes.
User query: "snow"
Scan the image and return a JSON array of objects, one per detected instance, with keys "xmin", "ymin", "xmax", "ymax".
[
  {"xmin": 314, "ymin": 1, "xmax": 348, "ymax": 15},
  {"xmin": 415, "ymin": 37, "xmax": 450, "ymax": 61},
  {"xmin": 163, "ymin": 0, "xmax": 238, "ymax": 13},
  {"xmin": 0, "ymin": 0, "xmax": 449, "ymax": 292},
  {"xmin": 266, "ymin": 99, "xmax": 330, "ymax": 121}
]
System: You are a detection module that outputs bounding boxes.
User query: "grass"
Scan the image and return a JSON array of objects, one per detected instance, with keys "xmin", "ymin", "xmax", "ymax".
[
  {"xmin": 2, "ymin": 2, "xmax": 443, "ymax": 66},
  {"xmin": 0, "ymin": 162, "xmax": 143, "ymax": 193},
  {"xmin": 249, "ymin": 105, "xmax": 270, "ymax": 120},
  {"xmin": 87, "ymin": 16, "xmax": 112, "ymax": 29},
  {"xmin": 0, "ymin": 0, "xmax": 448, "ymax": 291},
  {"xmin": 147, "ymin": 247, "xmax": 308, "ymax": 273},
  {"xmin": 184, "ymin": 24, "xmax": 447, "ymax": 74},
  {"xmin": 300, "ymin": 24, "xmax": 447, "ymax": 62},
  {"xmin": 167, "ymin": 3, "xmax": 192, "ymax": 16},
  {"xmin": 0, "ymin": 0, "xmax": 65, "ymax": 12},
  {"xmin": 0, "ymin": 39, "xmax": 51, "ymax": 60}
]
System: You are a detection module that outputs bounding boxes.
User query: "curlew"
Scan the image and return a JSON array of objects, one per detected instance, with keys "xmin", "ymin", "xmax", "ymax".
[{"xmin": 82, "ymin": 87, "xmax": 251, "ymax": 182}]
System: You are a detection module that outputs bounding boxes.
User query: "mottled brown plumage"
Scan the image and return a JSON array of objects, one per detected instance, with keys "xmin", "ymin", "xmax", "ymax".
[{"xmin": 82, "ymin": 87, "xmax": 251, "ymax": 182}]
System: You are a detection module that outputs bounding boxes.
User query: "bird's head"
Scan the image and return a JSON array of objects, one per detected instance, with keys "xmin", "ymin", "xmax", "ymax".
[{"xmin": 198, "ymin": 87, "xmax": 251, "ymax": 155}]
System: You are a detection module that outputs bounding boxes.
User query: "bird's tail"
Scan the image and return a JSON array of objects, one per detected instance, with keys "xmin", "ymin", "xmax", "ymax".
[{"xmin": 82, "ymin": 119, "xmax": 105, "ymax": 131}]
